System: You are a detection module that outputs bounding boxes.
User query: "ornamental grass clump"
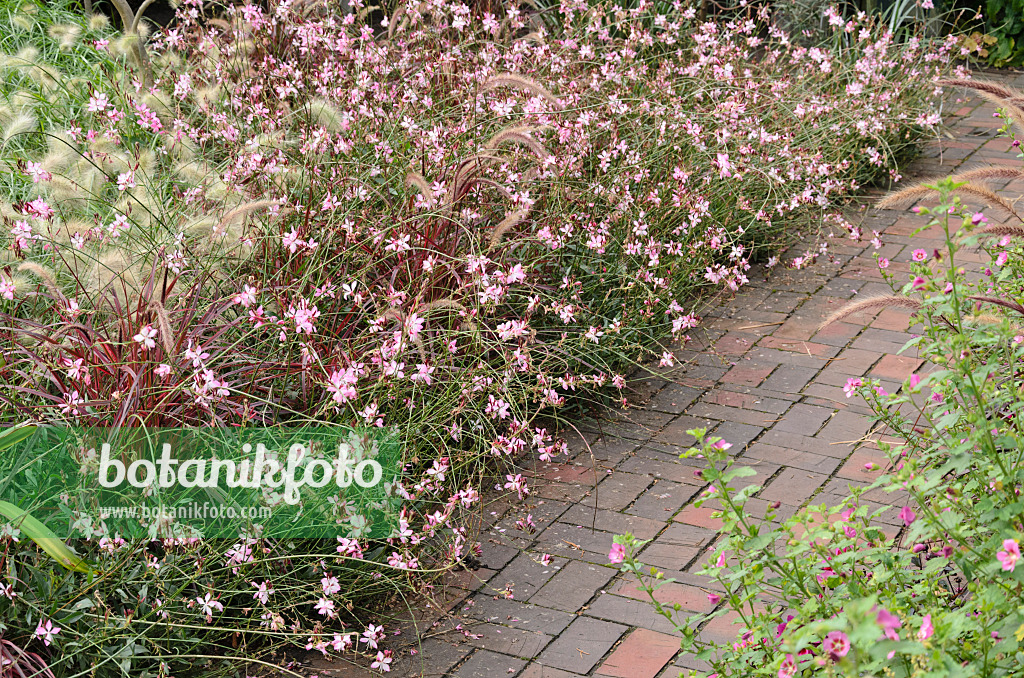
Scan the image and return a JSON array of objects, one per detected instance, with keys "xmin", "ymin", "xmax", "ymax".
[
  {"xmin": 615, "ymin": 81, "xmax": 1024, "ymax": 677},
  {"xmin": 0, "ymin": 0, "xmax": 959, "ymax": 674}
]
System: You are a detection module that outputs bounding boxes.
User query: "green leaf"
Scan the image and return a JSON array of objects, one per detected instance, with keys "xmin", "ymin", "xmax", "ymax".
[
  {"xmin": 0, "ymin": 500, "xmax": 94, "ymax": 574},
  {"xmin": 0, "ymin": 424, "xmax": 36, "ymax": 452}
]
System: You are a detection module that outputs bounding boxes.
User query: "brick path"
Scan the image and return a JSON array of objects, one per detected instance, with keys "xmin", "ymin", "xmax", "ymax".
[{"xmin": 342, "ymin": 73, "xmax": 1024, "ymax": 678}]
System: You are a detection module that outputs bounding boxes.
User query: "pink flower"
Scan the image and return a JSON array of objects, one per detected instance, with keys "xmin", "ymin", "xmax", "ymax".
[
  {"xmin": 711, "ymin": 439, "xmax": 732, "ymax": 451},
  {"xmin": 843, "ymin": 377, "xmax": 862, "ymax": 398},
  {"xmin": 899, "ymin": 506, "xmax": 916, "ymax": 526},
  {"xmin": 707, "ymin": 593, "xmax": 721, "ymax": 605},
  {"xmin": 778, "ymin": 653, "xmax": 797, "ymax": 678},
  {"xmin": 716, "ymin": 551, "xmax": 727, "ymax": 567},
  {"xmin": 911, "ymin": 276, "xmax": 926, "ymax": 290},
  {"xmin": 911, "ymin": 249, "xmax": 928, "ymax": 262},
  {"xmin": 608, "ymin": 542, "xmax": 626, "ymax": 564},
  {"xmin": 822, "ymin": 630, "xmax": 850, "ymax": 659},
  {"xmin": 34, "ymin": 619, "xmax": 61, "ymax": 646},
  {"xmin": 997, "ymin": 539, "xmax": 1020, "ymax": 572},
  {"xmin": 908, "ymin": 374, "xmax": 921, "ymax": 389},
  {"xmin": 878, "ymin": 257, "xmax": 890, "ymax": 269},
  {"xmin": 875, "ymin": 607, "xmax": 901, "ymax": 641},
  {"xmin": 917, "ymin": 614, "xmax": 933, "ymax": 641}
]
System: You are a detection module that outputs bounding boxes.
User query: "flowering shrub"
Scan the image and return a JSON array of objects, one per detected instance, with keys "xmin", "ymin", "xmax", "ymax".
[
  {"xmin": 0, "ymin": 0, "xmax": 961, "ymax": 673},
  {"xmin": 614, "ymin": 83, "xmax": 1024, "ymax": 677}
]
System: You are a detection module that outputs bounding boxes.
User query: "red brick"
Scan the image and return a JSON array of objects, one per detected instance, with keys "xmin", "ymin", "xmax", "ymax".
[
  {"xmin": 612, "ymin": 579, "xmax": 716, "ymax": 614},
  {"xmin": 673, "ymin": 504, "xmax": 723, "ymax": 530},
  {"xmin": 716, "ymin": 332, "xmax": 756, "ymax": 356},
  {"xmin": 872, "ymin": 307, "xmax": 913, "ymax": 332},
  {"xmin": 721, "ymin": 364, "xmax": 775, "ymax": 386},
  {"xmin": 836, "ymin": 447, "xmax": 890, "ymax": 481},
  {"xmin": 870, "ymin": 354, "xmax": 923, "ymax": 380},
  {"xmin": 758, "ymin": 336, "xmax": 836, "ymax": 357},
  {"xmin": 596, "ymin": 629, "xmax": 679, "ymax": 678}
]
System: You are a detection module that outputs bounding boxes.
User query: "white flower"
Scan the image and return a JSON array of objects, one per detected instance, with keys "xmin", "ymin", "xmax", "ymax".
[
  {"xmin": 133, "ymin": 324, "xmax": 157, "ymax": 350},
  {"xmin": 197, "ymin": 593, "xmax": 223, "ymax": 619}
]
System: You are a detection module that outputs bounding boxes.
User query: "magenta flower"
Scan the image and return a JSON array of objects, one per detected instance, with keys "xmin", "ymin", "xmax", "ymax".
[
  {"xmin": 917, "ymin": 614, "xmax": 933, "ymax": 641},
  {"xmin": 908, "ymin": 374, "xmax": 921, "ymax": 390},
  {"xmin": 608, "ymin": 542, "xmax": 626, "ymax": 564},
  {"xmin": 778, "ymin": 653, "xmax": 797, "ymax": 678},
  {"xmin": 875, "ymin": 607, "xmax": 901, "ymax": 641},
  {"xmin": 822, "ymin": 630, "xmax": 850, "ymax": 659},
  {"xmin": 707, "ymin": 593, "xmax": 721, "ymax": 605},
  {"xmin": 843, "ymin": 377, "xmax": 862, "ymax": 398},
  {"xmin": 911, "ymin": 249, "xmax": 928, "ymax": 262},
  {"xmin": 997, "ymin": 539, "xmax": 1020, "ymax": 572},
  {"xmin": 912, "ymin": 276, "xmax": 926, "ymax": 290},
  {"xmin": 898, "ymin": 506, "xmax": 916, "ymax": 526}
]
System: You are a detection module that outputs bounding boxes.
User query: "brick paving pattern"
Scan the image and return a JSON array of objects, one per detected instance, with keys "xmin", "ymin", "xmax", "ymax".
[{"xmin": 331, "ymin": 75, "xmax": 1024, "ymax": 677}]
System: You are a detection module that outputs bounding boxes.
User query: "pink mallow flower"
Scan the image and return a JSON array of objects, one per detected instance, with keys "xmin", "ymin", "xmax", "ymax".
[
  {"xmin": 875, "ymin": 607, "xmax": 901, "ymax": 641},
  {"xmin": 822, "ymin": 630, "xmax": 850, "ymax": 659},
  {"xmin": 918, "ymin": 614, "xmax": 933, "ymax": 641},
  {"xmin": 899, "ymin": 506, "xmax": 916, "ymax": 526},
  {"xmin": 997, "ymin": 538, "xmax": 1020, "ymax": 572},
  {"xmin": 608, "ymin": 542, "xmax": 626, "ymax": 564},
  {"xmin": 843, "ymin": 377, "xmax": 862, "ymax": 398}
]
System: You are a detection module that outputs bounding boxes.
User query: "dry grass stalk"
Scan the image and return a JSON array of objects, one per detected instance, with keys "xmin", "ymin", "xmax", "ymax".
[
  {"xmin": 147, "ymin": 300, "xmax": 175, "ymax": 354},
  {"xmin": 818, "ymin": 295, "xmax": 922, "ymax": 331},
  {"xmin": 938, "ymin": 78, "xmax": 1024, "ymax": 131},
  {"xmin": 972, "ymin": 223, "xmax": 1024, "ymax": 240},
  {"xmin": 17, "ymin": 262, "xmax": 62, "ymax": 300},
  {"xmin": 480, "ymin": 73, "xmax": 561, "ymax": 109},
  {"xmin": 877, "ymin": 181, "xmax": 1021, "ymax": 219},
  {"xmin": 488, "ymin": 206, "xmax": 532, "ymax": 249}
]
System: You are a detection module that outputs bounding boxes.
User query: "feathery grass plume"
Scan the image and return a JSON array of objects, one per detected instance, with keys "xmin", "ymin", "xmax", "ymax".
[
  {"xmin": 950, "ymin": 166, "xmax": 1024, "ymax": 183},
  {"xmin": 307, "ymin": 98, "xmax": 346, "ymax": 133},
  {"xmin": 14, "ymin": 46, "xmax": 39, "ymax": 67},
  {"xmin": 88, "ymin": 13, "xmax": 110, "ymax": 30},
  {"xmin": 484, "ymin": 125, "xmax": 552, "ymax": 159},
  {"xmin": 12, "ymin": 13, "xmax": 34, "ymax": 30},
  {"xmin": 972, "ymin": 223, "xmax": 1024, "ymax": 240},
  {"xmin": 488, "ymin": 206, "xmax": 532, "ymax": 249},
  {"xmin": 2, "ymin": 112, "xmax": 37, "ymax": 145},
  {"xmin": 142, "ymin": 91, "xmax": 174, "ymax": 119},
  {"xmin": 28, "ymin": 65, "xmax": 58, "ymax": 92},
  {"xmin": 818, "ymin": 295, "xmax": 922, "ymax": 330},
  {"xmin": 9, "ymin": 91, "xmax": 37, "ymax": 111},
  {"xmin": 49, "ymin": 219, "xmax": 93, "ymax": 245},
  {"xmin": 172, "ymin": 159, "xmax": 215, "ymax": 184},
  {"xmin": 937, "ymin": 78, "xmax": 1024, "ymax": 131},
  {"xmin": 215, "ymin": 199, "xmax": 278, "ymax": 235},
  {"xmin": 480, "ymin": 73, "xmax": 561, "ymax": 110},
  {"xmin": 16, "ymin": 263, "xmax": 63, "ymax": 300},
  {"xmin": 405, "ymin": 172, "xmax": 434, "ymax": 204},
  {"xmin": 877, "ymin": 180, "xmax": 1021, "ymax": 219},
  {"xmin": 184, "ymin": 215, "xmax": 217, "ymax": 239},
  {"xmin": 47, "ymin": 24, "xmax": 82, "ymax": 51},
  {"xmin": 194, "ymin": 84, "xmax": 224, "ymax": 108},
  {"xmin": 88, "ymin": 249, "xmax": 142, "ymax": 296},
  {"xmin": 147, "ymin": 300, "xmax": 175, "ymax": 354}
]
